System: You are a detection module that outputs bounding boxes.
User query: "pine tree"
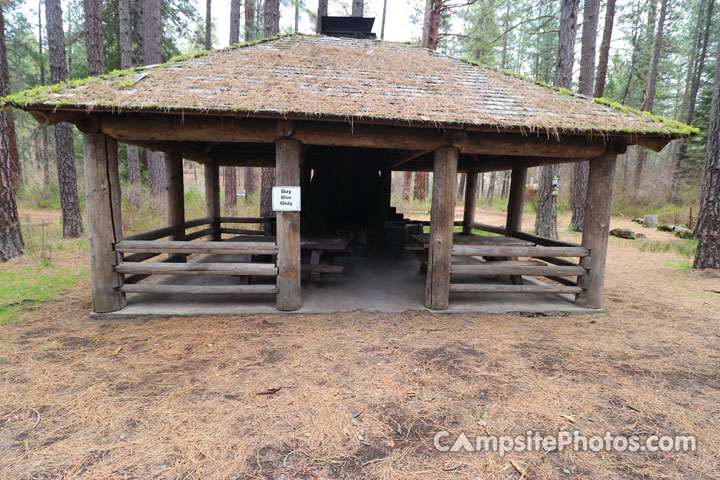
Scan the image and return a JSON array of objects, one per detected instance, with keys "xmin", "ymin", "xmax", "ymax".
[
  {"xmin": 206, "ymin": 0, "xmax": 213, "ymax": 49},
  {"xmin": 142, "ymin": 0, "xmax": 165, "ymax": 198},
  {"xmin": 84, "ymin": 0, "xmax": 104, "ymax": 75},
  {"xmin": 594, "ymin": 0, "xmax": 616, "ymax": 98},
  {"xmin": 0, "ymin": 5, "xmax": 20, "ymax": 191},
  {"xmin": 352, "ymin": 0, "xmax": 363, "ymax": 17},
  {"xmin": 693, "ymin": 31, "xmax": 720, "ymax": 269},
  {"xmin": 46, "ymin": 0, "xmax": 84, "ymax": 237},
  {"xmin": 259, "ymin": 0, "xmax": 280, "ymax": 218},
  {"xmin": 316, "ymin": 0, "xmax": 327, "ymax": 33},
  {"xmin": 119, "ymin": 0, "xmax": 141, "ymax": 185}
]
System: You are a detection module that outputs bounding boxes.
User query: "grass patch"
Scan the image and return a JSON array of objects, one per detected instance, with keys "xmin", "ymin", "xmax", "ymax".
[
  {"xmin": 634, "ymin": 238, "xmax": 697, "ymax": 259},
  {"xmin": 665, "ymin": 259, "xmax": 694, "ymax": 271},
  {"xmin": 0, "ymin": 265, "xmax": 88, "ymax": 324}
]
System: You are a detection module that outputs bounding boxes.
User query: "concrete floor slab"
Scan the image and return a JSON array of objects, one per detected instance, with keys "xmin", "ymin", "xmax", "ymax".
[{"xmin": 94, "ymin": 255, "xmax": 601, "ymax": 318}]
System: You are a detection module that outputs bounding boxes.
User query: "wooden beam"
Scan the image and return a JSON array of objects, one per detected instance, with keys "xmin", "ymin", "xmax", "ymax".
[
  {"xmin": 204, "ymin": 163, "xmax": 221, "ymax": 240},
  {"xmin": 165, "ymin": 152, "xmax": 185, "ymax": 244},
  {"xmin": 577, "ymin": 153, "xmax": 617, "ymax": 309},
  {"xmin": 116, "ymin": 262, "xmax": 278, "ymax": 276},
  {"xmin": 425, "ymin": 146, "xmax": 459, "ymax": 310},
  {"xmin": 388, "ymin": 150, "xmax": 431, "ymax": 168},
  {"xmin": 449, "ymin": 284, "xmax": 582, "ymax": 294},
  {"xmin": 115, "ymin": 240, "xmax": 277, "ymax": 255},
  {"xmin": 451, "ymin": 245, "xmax": 589, "ymax": 257},
  {"xmin": 83, "ymin": 133, "xmax": 126, "ymax": 313},
  {"xmin": 123, "ymin": 225, "xmax": 179, "ymax": 241},
  {"xmin": 506, "ymin": 166, "xmax": 527, "ymax": 235},
  {"xmin": 98, "ymin": 115, "xmax": 608, "ymax": 158},
  {"xmin": 468, "ymin": 221, "xmax": 507, "ymax": 236},
  {"xmin": 275, "ymin": 137, "xmax": 302, "ymax": 311},
  {"xmin": 451, "ymin": 264, "xmax": 586, "ymax": 276},
  {"xmin": 462, "ymin": 172, "xmax": 479, "ymax": 234},
  {"xmin": 120, "ymin": 284, "xmax": 278, "ymax": 295}
]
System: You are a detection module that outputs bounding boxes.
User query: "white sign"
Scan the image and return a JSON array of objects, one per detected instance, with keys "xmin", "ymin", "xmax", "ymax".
[{"xmin": 272, "ymin": 186, "xmax": 301, "ymax": 211}]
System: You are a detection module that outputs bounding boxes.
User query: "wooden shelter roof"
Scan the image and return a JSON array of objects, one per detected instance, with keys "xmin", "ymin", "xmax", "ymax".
[{"xmin": 3, "ymin": 35, "xmax": 694, "ymax": 138}]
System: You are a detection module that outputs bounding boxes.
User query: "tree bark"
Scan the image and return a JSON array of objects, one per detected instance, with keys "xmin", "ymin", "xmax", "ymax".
[
  {"xmin": 486, "ymin": 171, "xmax": 496, "ymax": 206},
  {"xmin": 538, "ymin": 0, "xmax": 577, "ymax": 238},
  {"xmin": 38, "ymin": 0, "xmax": 49, "ymax": 186},
  {"xmin": 206, "ymin": 0, "xmax": 213, "ymax": 49},
  {"xmin": 570, "ymin": 0, "xmax": 600, "ymax": 231},
  {"xmin": 413, "ymin": 172, "xmax": 427, "ymax": 200},
  {"xmin": 264, "ymin": 0, "xmax": 280, "ymax": 37},
  {"xmin": 593, "ymin": 0, "xmax": 616, "ymax": 98},
  {"xmin": 0, "ymin": 7, "xmax": 20, "ymax": 190},
  {"xmin": 142, "ymin": 0, "xmax": 163, "ymax": 198},
  {"xmin": 119, "ymin": 0, "xmax": 140, "ymax": 185},
  {"xmin": 0, "ymin": 15, "xmax": 23, "ymax": 262},
  {"xmin": 380, "ymin": 0, "xmax": 387, "ymax": 39},
  {"xmin": 47, "ymin": 0, "xmax": 84, "ymax": 237},
  {"xmin": 224, "ymin": 166, "xmax": 237, "ymax": 210},
  {"xmin": 246, "ymin": 0, "xmax": 256, "ymax": 41},
  {"xmin": 402, "ymin": 171, "xmax": 412, "ymax": 202},
  {"xmin": 633, "ymin": 0, "xmax": 667, "ymax": 203},
  {"xmin": 693, "ymin": 30, "xmax": 720, "ymax": 269},
  {"xmin": 83, "ymin": 0, "xmax": 104, "ymax": 75},
  {"xmin": 352, "ymin": 0, "xmax": 363, "ymax": 17},
  {"xmin": 421, "ymin": 0, "xmax": 440, "ymax": 50},
  {"xmin": 230, "ymin": 0, "xmax": 241, "ymax": 44},
  {"xmin": 457, "ymin": 173, "xmax": 466, "ymax": 201},
  {"xmin": 244, "ymin": 165, "xmax": 257, "ymax": 202}
]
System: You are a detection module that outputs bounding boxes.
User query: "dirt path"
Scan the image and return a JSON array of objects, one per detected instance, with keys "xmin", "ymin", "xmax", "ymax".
[{"xmin": 1, "ymin": 223, "xmax": 719, "ymax": 479}]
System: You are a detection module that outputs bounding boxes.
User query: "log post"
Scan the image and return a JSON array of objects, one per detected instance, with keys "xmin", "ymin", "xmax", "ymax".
[
  {"xmin": 577, "ymin": 153, "xmax": 617, "ymax": 309},
  {"xmin": 165, "ymin": 152, "xmax": 185, "ymax": 240},
  {"xmin": 83, "ymin": 133, "xmax": 126, "ymax": 313},
  {"xmin": 204, "ymin": 162, "xmax": 221, "ymax": 240},
  {"xmin": 275, "ymin": 138, "xmax": 302, "ymax": 311},
  {"xmin": 425, "ymin": 146, "xmax": 459, "ymax": 310},
  {"xmin": 462, "ymin": 171, "xmax": 479, "ymax": 234},
  {"xmin": 381, "ymin": 168, "xmax": 392, "ymax": 210},
  {"xmin": 506, "ymin": 166, "xmax": 528, "ymax": 235}
]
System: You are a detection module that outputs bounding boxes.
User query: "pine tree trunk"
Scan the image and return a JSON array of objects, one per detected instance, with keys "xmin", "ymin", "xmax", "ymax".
[
  {"xmin": 38, "ymin": 0, "xmax": 49, "ymax": 187},
  {"xmin": 537, "ymin": 0, "xmax": 577, "ymax": 237},
  {"xmin": 0, "ymin": 7, "xmax": 20, "ymax": 190},
  {"xmin": 633, "ymin": 0, "xmax": 667, "ymax": 204},
  {"xmin": 570, "ymin": 0, "xmax": 600, "ymax": 232},
  {"xmin": 457, "ymin": 173, "xmax": 466, "ymax": 201},
  {"xmin": 206, "ymin": 0, "xmax": 213, "ymax": 49},
  {"xmin": 380, "ymin": 0, "xmax": 387, "ymax": 39},
  {"xmin": 693, "ymin": 32, "xmax": 720, "ymax": 269},
  {"xmin": 352, "ymin": 0, "xmax": 363, "ymax": 17},
  {"xmin": 246, "ymin": 0, "xmax": 256, "ymax": 40},
  {"xmin": 413, "ymin": 172, "xmax": 427, "ymax": 200},
  {"xmin": 244, "ymin": 166, "xmax": 257, "ymax": 202},
  {"xmin": 593, "ymin": 0, "xmax": 616, "ymax": 98},
  {"xmin": 224, "ymin": 166, "xmax": 237, "ymax": 210},
  {"xmin": 46, "ymin": 0, "xmax": 83, "ymax": 237},
  {"xmin": 402, "ymin": 171, "xmax": 411, "ymax": 202},
  {"xmin": 148, "ymin": 151, "xmax": 165, "ymax": 198},
  {"xmin": 83, "ymin": 0, "xmax": 104, "ymax": 75},
  {"xmin": 500, "ymin": 170, "xmax": 510, "ymax": 198},
  {"xmin": 119, "ymin": 0, "xmax": 140, "ymax": 185},
  {"xmin": 230, "ymin": 0, "xmax": 240, "ymax": 44},
  {"xmin": 316, "ymin": 0, "xmax": 327, "ymax": 33},
  {"xmin": 421, "ymin": 0, "xmax": 440, "ymax": 50},
  {"xmin": 264, "ymin": 0, "xmax": 279, "ymax": 37},
  {"xmin": 142, "ymin": 0, "xmax": 163, "ymax": 197},
  {"xmin": 486, "ymin": 171, "xmax": 496, "ymax": 206}
]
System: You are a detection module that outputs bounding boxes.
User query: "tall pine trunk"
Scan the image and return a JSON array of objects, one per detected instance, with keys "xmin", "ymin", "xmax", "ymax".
[
  {"xmin": 421, "ymin": 0, "xmax": 440, "ymax": 50},
  {"xmin": 142, "ymin": 0, "xmax": 164, "ymax": 199},
  {"xmin": 593, "ymin": 0, "xmax": 616, "ymax": 98},
  {"xmin": 486, "ymin": 171, "xmax": 496, "ymax": 207},
  {"xmin": 0, "ymin": 7, "xmax": 20, "ymax": 191},
  {"xmin": 402, "ymin": 172, "xmax": 412, "ymax": 202},
  {"xmin": 46, "ymin": 0, "xmax": 83, "ymax": 237},
  {"xmin": 316, "ymin": 0, "xmax": 327, "ymax": 33},
  {"xmin": 380, "ymin": 0, "xmax": 387, "ymax": 39},
  {"xmin": 119, "ymin": 0, "xmax": 140, "ymax": 185},
  {"xmin": 83, "ymin": 0, "xmax": 104, "ymax": 75},
  {"xmin": 536, "ymin": 0, "xmax": 578, "ymax": 238},
  {"xmin": 570, "ymin": 0, "xmax": 600, "ymax": 232},
  {"xmin": 37, "ymin": 0, "xmax": 50, "ymax": 187},
  {"xmin": 693, "ymin": 31, "xmax": 720, "ymax": 269},
  {"xmin": 259, "ymin": 0, "xmax": 280, "ymax": 219},
  {"xmin": 206, "ymin": 0, "xmax": 213, "ymax": 49},
  {"xmin": 246, "ymin": 0, "xmax": 256, "ymax": 40},
  {"xmin": 633, "ymin": 0, "xmax": 667, "ymax": 203},
  {"xmin": 0, "ymin": 4, "xmax": 23, "ymax": 262},
  {"xmin": 352, "ymin": 0, "xmax": 363, "ymax": 17}
]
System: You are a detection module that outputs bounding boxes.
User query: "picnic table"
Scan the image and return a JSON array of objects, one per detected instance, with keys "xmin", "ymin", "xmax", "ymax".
[{"xmin": 229, "ymin": 235, "xmax": 349, "ymax": 288}]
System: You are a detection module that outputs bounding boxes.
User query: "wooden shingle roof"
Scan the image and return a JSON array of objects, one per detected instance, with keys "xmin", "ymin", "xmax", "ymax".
[{"xmin": 3, "ymin": 35, "xmax": 694, "ymax": 137}]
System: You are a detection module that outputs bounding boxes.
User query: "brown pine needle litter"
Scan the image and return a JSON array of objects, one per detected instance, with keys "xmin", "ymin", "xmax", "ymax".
[{"xmin": 1, "ymin": 215, "xmax": 720, "ymax": 479}]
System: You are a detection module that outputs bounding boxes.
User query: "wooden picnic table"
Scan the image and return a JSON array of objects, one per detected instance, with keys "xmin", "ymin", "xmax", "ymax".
[{"xmin": 229, "ymin": 235, "xmax": 349, "ymax": 288}]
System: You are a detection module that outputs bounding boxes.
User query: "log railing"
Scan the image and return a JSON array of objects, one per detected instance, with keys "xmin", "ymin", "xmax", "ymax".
[
  {"xmin": 115, "ymin": 217, "xmax": 278, "ymax": 295},
  {"xmin": 453, "ymin": 223, "xmax": 590, "ymax": 296}
]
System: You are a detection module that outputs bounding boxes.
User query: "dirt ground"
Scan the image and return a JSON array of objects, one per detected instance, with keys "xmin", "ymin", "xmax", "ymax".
[{"xmin": 1, "ymin": 212, "xmax": 719, "ymax": 479}]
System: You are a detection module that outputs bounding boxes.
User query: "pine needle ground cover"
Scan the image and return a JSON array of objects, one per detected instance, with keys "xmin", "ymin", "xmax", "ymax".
[{"xmin": 0, "ymin": 215, "xmax": 718, "ymax": 479}]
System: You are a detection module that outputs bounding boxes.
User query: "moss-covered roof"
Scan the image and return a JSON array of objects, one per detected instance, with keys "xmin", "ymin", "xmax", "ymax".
[{"xmin": 2, "ymin": 35, "xmax": 696, "ymax": 137}]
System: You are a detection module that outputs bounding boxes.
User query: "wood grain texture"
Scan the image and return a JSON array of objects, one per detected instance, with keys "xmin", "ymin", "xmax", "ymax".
[{"xmin": 275, "ymin": 137, "xmax": 302, "ymax": 311}]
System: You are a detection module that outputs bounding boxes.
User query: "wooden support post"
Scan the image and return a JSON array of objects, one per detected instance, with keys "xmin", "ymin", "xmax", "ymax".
[
  {"xmin": 83, "ymin": 133, "xmax": 126, "ymax": 313},
  {"xmin": 506, "ymin": 166, "xmax": 527, "ymax": 235},
  {"xmin": 381, "ymin": 168, "xmax": 392, "ymax": 211},
  {"xmin": 462, "ymin": 171, "xmax": 479, "ymax": 234},
  {"xmin": 425, "ymin": 146, "xmax": 459, "ymax": 310},
  {"xmin": 204, "ymin": 162, "xmax": 220, "ymax": 240},
  {"xmin": 275, "ymin": 138, "xmax": 302, "ymax": 311},
  {"xmin": 577, "ymin": 153, "xmax": 617, "ymax": 309},
  {"xmin": 165, "ymin": 152, "xmax": 185, "ymax": 243}
]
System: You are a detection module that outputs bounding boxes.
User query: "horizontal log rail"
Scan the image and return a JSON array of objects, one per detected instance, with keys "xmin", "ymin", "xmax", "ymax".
[
  {"xmin": 120, "ymin": 284, "xmax": 278, "ymax": 295},
  {"xmin": 115, "ymin": 240, "xmax": 278, "ymax": 255},
  {"xmin": 185, "ymin": 227, "xmax": 215, "ymax": 241},
  {"xmin": 123, "ymin": 225, "xmax": 179, "ymax": 241},
  {"xmin": 116, "ymin": 262, "xmax": 278, "ymax": 276},
  {"xmin": 219, "ymin": 216, "xmax": 266, "ymax": 224},
  {"xmin": 452, "ymin": 245, "xmax": 589, "ymax": 257},
  {"xmin": 450, "ymin": 263, "xmax": 586, "ymax": 276},
  {"xmin": 513, "ymin": 231, "xmax": 582, "ymax": 248},
  {"xmin": 184, "ymin": 217, "xmax": 213, "ymax": 228},
  {"xmin": 449, "ymin": 283, "xmax": 583, "ymax": 294},
  {"xmin": 220, "ymin": 227, "xmax": 264, "ymax": 236},
  {"xmin": 467, "ymin": 221, "xmax": 507, "ymax": 236}
]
